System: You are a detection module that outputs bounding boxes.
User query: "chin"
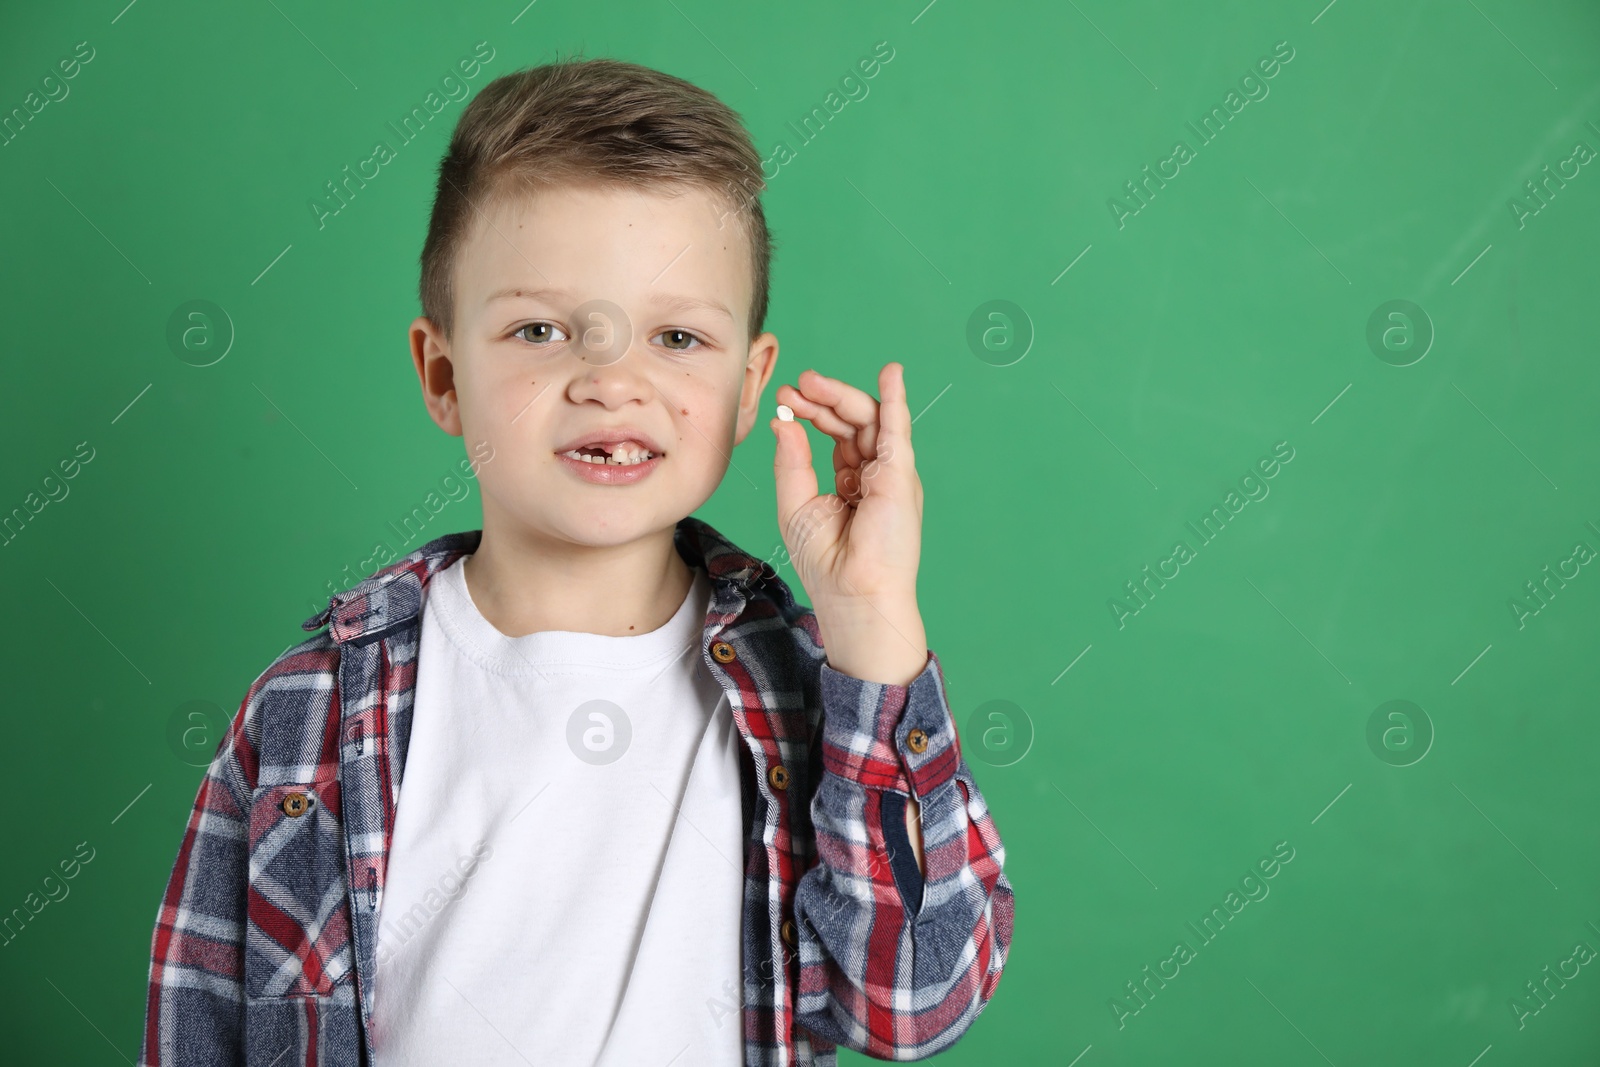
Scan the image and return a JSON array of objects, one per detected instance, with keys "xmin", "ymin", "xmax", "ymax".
[{"xmin": 547, "ymin": 502, "xmax": 678, "ymax": 547}]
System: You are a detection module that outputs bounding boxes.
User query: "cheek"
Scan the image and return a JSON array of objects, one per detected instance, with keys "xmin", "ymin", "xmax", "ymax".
[
  {"xmin": 488, "ymin": 372, "xmax": 551, "ymax": 428},
  {"xmin": 663, "ymin": 372, "xmax": 741, "ymax": 442}
]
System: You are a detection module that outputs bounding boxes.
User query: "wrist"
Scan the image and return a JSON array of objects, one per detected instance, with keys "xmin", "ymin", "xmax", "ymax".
[{"xmin": 814, "ymin": 597, "xmax": 928, "ymax": 686}]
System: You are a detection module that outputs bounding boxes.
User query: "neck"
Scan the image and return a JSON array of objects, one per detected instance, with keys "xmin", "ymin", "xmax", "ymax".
[{"xmin": 461, "ymin": 504, "xmax": 696, "ymax": 639}]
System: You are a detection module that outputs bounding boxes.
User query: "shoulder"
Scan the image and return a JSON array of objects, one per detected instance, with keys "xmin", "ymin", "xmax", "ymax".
[
  {"xmin": 225, "ymin": 627, "xmax": 343, "ymax": 790},
  {"xmin": 233, "ymin": 529, "xmax": 478, "ymax": 782},
  {"xmin": 746, "ymin": 563, "xmax": 823, "ymax": 653},
  {"xmin": 678, "ymin": 515, "xmax": 821, "ymax": 640},
  {"xmin": 680, "ymin": 517, "xmax": 825, "ymax": 695}
]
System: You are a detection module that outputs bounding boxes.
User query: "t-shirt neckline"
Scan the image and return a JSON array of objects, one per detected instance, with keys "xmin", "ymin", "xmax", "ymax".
[{"xmin": 425, "ymin": 554, "xmax": 710, "ymax": 676}]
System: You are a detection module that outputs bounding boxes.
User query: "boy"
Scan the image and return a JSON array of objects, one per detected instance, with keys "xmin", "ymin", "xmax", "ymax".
[{"xmin": 141, "ymin": 57, "xmax": 1012, "ymax": 1066}]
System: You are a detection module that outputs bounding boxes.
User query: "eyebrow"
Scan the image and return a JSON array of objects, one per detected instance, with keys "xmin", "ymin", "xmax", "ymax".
[
  {"xmin": 655, "ymin": 293, "xmax": 735, "ymax": 322},
  {"xmin": 485, "ymin": 286, "xmax": 733, "ymax": 322},
  {"xmin": 485, "ymin": 286, "xmax": 565, "ymax": 306}
]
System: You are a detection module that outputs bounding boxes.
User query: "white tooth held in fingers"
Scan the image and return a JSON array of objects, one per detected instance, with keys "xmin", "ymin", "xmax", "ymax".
[{"xmin": 776, "ymin": 404, "xmax": 794, "ymax": 422}]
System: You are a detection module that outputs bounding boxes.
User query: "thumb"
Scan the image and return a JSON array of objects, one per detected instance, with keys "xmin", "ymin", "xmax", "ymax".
[{"xmin": 771, "ymin": 415, "xmax": 819, "ymax": 539}]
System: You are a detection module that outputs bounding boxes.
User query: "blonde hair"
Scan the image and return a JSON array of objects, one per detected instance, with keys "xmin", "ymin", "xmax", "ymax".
[{"xmin": 420, "ymin": 56, "xmax": 771, "ymax": 340}]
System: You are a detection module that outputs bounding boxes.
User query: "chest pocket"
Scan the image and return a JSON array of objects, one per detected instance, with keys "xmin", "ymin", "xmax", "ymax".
[{"xmin": 244, "ymin": 775, "xmax": 355, "ymax": 998}]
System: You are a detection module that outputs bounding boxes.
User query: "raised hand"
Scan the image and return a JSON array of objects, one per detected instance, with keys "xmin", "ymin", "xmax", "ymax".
[{"xmin": 770, "ymin": 362, "xmax": 928, "ymax": 687}]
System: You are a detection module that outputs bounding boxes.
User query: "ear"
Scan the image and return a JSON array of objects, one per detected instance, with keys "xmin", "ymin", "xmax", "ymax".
[
  {"xmin": 410, "ymin": 315, "xmax": 463, "ymax": 436},
  {"xmin": 733, "ymin": 330, "xmax": 779, "ymax": 445}
]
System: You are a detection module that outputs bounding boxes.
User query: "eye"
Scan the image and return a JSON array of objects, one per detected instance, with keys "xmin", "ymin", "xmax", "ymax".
[
  {"xmin": 655, "ymin": 328, "xmax": 703, "ymax": 352},
  {"xmin": 514, "ymin": 321, "xmax": 569, "ymax": 345}
]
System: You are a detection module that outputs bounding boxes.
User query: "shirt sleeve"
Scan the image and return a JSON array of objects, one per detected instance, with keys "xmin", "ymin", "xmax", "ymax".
[
  {"xmin": 140, "ymin": 695, "xmax": 254, "ymax": 1066},
  {"xmin": 793, "ymin": 649, "xmax": 1015, "ymax": 1060}
]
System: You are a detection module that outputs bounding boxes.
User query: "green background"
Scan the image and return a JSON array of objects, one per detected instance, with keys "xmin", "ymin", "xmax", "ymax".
[{"xmin": 2, "ymin": 0, "xmax": 1598, "ymax": 1063}]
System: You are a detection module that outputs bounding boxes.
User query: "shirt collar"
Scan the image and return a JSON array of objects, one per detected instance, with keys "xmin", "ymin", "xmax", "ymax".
[{"xmin": 301, "ymin": 516, "xmax": 770, "ymax": 646}]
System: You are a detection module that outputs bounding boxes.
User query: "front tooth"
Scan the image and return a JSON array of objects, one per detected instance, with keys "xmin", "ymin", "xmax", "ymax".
[{"xmin": 591, "ymin": 446, "xmax": 651, "ymax": 466}]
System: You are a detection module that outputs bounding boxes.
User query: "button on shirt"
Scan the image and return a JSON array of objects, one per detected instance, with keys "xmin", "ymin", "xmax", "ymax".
[{"xmin": 371, "ymin": 556, "xmax": 745, "ymax": 1066}]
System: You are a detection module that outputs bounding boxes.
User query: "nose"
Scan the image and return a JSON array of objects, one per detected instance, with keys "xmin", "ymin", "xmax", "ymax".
[{"xmin": 564, "ymin": 322, "xmax": 651, "ymax": 410}]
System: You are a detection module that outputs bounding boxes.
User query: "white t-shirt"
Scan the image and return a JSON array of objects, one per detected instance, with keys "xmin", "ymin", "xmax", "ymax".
[{"xmin": 371, "ymin": 556, "xmax": 745, "ymax": 1067}]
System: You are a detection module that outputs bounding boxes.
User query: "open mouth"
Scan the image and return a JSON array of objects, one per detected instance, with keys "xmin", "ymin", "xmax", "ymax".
[{"xmin": 558, "ymin": 443, "xmax": 658, "ymax": 467}]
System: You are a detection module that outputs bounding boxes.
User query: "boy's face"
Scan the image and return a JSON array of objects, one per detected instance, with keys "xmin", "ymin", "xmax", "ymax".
[{"xmin": 410, "ymin": 182, "xmax": 778, "ymax": 549}]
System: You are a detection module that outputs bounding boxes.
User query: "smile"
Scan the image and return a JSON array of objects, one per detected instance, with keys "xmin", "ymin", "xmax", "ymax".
[{"xmin": 554, "ymin": 442, "xmax": 664, "ymax": 485}]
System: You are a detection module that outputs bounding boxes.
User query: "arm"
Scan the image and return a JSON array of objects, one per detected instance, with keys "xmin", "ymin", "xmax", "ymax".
[
  {"xmin": 792, "ymin": 649, "xmax": 1013, "ymax": 1059},
  {"xmin": 140, "ymin": 695, "xmax": 254, "ymax": 1066},
  {"xmin": 769, "ymin": 362, "xmax": 1015, "ymax": 1056}
]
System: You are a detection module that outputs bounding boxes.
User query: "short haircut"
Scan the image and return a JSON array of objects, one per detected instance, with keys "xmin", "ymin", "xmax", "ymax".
[{"xmin": 420, "ymin": 56, "xmax": 772, "ymax": 342}]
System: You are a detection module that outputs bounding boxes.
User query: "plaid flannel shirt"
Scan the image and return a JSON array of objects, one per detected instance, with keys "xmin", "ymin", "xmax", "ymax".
[{"xmin": 141, "ymin": 516, "xmax": 1013, "ymax": 1066}]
